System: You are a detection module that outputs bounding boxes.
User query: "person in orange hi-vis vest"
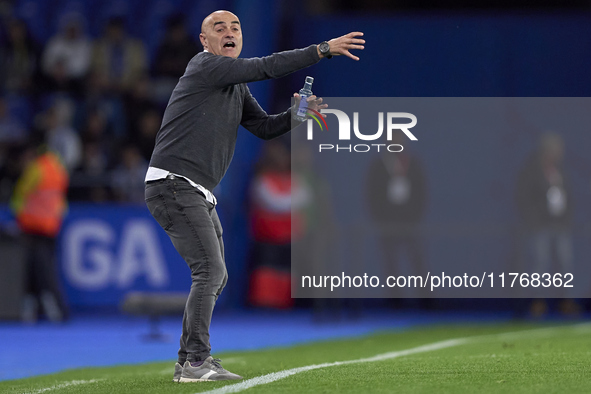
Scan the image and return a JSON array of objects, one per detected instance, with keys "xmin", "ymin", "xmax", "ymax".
[{"xmin": 10, "ymin": 144, "xmax": 69, "ymax": 323}]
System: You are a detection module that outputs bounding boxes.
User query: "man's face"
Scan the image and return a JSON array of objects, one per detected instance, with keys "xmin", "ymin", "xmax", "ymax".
[{"xmin": 200, "ymin": 11, "xmax": 242, "ymax": 58}]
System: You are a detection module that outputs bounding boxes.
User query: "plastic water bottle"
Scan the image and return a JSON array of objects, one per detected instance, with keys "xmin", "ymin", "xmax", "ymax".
[{"xmin": 293, "ymin": 76, "xmax": 314, "ymax": 122}]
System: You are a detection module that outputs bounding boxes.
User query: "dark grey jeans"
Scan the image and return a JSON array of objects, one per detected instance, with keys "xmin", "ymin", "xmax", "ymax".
[{"xmin": 145, "ymin": 176, "xmax": 227, "ymax": 363}]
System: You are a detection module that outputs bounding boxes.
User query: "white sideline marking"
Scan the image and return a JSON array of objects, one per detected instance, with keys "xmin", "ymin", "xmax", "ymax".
[
  {"xmin": 198, "ymin": 338, "xmax": 466, "ymax": 394},
  {"xmin": 23, "ymin": 379, "xmax": 101, "ymax": 394},
  {"xmin": 158, "ymin": 367, "xmax": 174, "ymax": 375},
  {"xmin": 198, "ymin": 323, "xmax": 589, "ymax": 394}
]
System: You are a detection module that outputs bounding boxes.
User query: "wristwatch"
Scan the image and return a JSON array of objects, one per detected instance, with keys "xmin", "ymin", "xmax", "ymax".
[{"xmin": 318, "ymin": 41, "xmax": 332, "ymax": 59}]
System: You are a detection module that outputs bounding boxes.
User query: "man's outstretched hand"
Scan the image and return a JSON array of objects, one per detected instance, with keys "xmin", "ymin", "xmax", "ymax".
[{"xmin": 319, "ymin": 32, "xmax": 365, "ymax": 61}]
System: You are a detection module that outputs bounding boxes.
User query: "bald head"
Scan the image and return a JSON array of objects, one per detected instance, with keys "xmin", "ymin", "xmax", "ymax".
[
  {"xmin": 199, "ymin": 10, "xmax": 242, "ymax": 58},
  {"xmin": 201, "ymin": 10, "xmax": 238, "ymax": 33}
]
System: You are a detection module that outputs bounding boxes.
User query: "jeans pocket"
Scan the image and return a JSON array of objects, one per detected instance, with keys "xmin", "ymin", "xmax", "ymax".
[
  {"xmin": 146, "ymin": 191, "xmax": 174, "ymax": 231},
  {"xmin": 174, "ymin": 189, "xmax": 215, "ymax": 228}
]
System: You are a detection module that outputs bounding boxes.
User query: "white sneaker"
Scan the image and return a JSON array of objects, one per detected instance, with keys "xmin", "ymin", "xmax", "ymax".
[
  {"xmin": 173, "ymin": 362, "xmax": 183, "ymax": 382},
  {"xmin": 179, "ymin": 357, "xmax": 242, "ymax": 382}
]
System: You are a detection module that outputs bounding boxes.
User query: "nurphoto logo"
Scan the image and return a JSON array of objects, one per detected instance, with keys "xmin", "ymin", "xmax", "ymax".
[{"xmin": 306, "ymin": 109, "xmax": 418, "ymax": 153}]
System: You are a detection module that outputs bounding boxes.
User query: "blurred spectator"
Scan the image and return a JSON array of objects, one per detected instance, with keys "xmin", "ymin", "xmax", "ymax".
[
  {"xmin": 77, "ymin": 70, "xmax": 127, "ymax": 138},
  {"xmin": 516, "ymin": 132, "xmax": 578, "ymax": 316},
  {"xmin": 41, "ymin": 12, "xmax": 91, "ymax": 96},
  {"xmin": 69, "ymin": 107, "xmax": 115, "ymax": 200},
  {"xmin": 69, "ymin": 142, "xmax": 111, "ymax": 202},
  {"xmin": 366, "ymin": 135, "xmax": 427, "ymax": 299},
  {"xmin": 153, "ymin": 15, "xmax": 198, "ymax": 79},
  {"xmin": 0, "ymin": 145, "xmax": 24, "ymax": 202},
  {"xmin": 10, "ymin": 141, "xmax": 69, "ymax": 323},
  {"xmin": 35, "ymin": 98, "xmax": 82, "ymax": 172},
  {"xmin": 290, "ymin": 141, "xmax": 353, "ymax": 318},
  {"xmin": 81, "ymin": 107, "xmax": 111, "ymax": 146},
  {"xmin": 124, "ymin": 74, "xmax": 159, "ymax": 140},
  {"xmin": 80, "ymin": 107, "xmax": 117, "ymax": 162},
  {"xmin": 91, "ymin": 17, "xmax": 148, "ymax": 94},
  {"xmin": 152, "ymin": 14, "xmax": 199, "ymax": 103},
  {"xmin": 0, "ymin": 18, "xmax": 41, "ymax": 94},
  {"xmin": 134, "ymin": 108, "xmax": 161, "ymax": 161},
  {"xmin": 247, "ymin": 140, "xmax": 294, "ymax": 308},
  {"xmin": 0, "ymin": 97, "xmax": 29, "ymax": 201},
  {"xmin": 111, "ymin": 143, "xmax": 148, "ymax": 204},
  {"xmin": 0, "ymin": 96, "xmax": 28, "ymax": 144}
]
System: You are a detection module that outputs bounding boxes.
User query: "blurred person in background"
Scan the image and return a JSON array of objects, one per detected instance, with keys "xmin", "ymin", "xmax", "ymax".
[
  {"xmin": 152, "ymin": 14, "xmax": 199, "ymax": 103},
  {"xmin": 111, "ymin": 143, "xmax": 148, "ymax": 204},
  {"xmin": 91, "ymin": 16, "xmax": 147, "ymax": 94},
  {"xmin": 77, "ymin": 70, "xmax": 127, "ymax": 138},
  {"xmin": 124, "ymin": 73, "xmax": 159, "ymax": 142},
  {"xmin": 35, "ymin": 98, "xmax": 82, "ymax": 172},
  {"xmin": 133, "ymin": 108, "xmax": 161, "ymax": 162},
  {"xmin": 0, "ymin": 96, "xmax": 27, "ymax": 145},
  {"xmin": 366, "ymin": 134, "xmax": 428, "ymax": 303},
  {"xmin": 145, "ymin": 9, "xmax": 362, "ymax": 382},
  {"xmin": 153, "ymin": 14, "xmax": 199, "ymax": 79},
  {"xmin": 39, "ymin": 57, "xmax": 74, "ymax": 96},
  {"xmin": 68, "ymin": 108, "xmax": 113, "ymax": 202},
  {"xmin": 290, "ymin": 142, "xmax": 350, "ymax": 319},
  {"xmin": 516, "ymin": 132, "xmax": 579, "ymax": 317},
  {"xmin": 10, "ymin": 139, "xmax": 69, "ymax": 323},
  {"xmin": 41, "ymin": 12, "xmax": 91, "ymax": 96},
  {"xmin": 0, "ymin": 97, "xmax": 28, "ymax": 202},
  {"xmin": 79, "ymin": 107, "xmax": 114, "ymax": 156},
  {"xmin": 69, "ymin": 142, "xmax": 111, "ymax": 202},
  {"xmin": 0, "ymin": 17, "xmax": 41, "ymax": 95},
  {"xmin": 247, "ymin": 140, "xmax": 294, "ymax": 309}
]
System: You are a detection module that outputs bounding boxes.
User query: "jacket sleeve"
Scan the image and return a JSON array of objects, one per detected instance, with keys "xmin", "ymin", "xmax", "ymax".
[
  {"xmin": 240, "ymin": 85, "xmax": 293, "ymax": 140},
  {"xmin": 199, "ymin": 45, "xmax": 320, "ymax": 88}
]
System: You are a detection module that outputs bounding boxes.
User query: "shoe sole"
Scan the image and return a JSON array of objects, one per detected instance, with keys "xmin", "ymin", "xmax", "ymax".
[
  {"xmin": 179, "ymin": 376, "xmax": 242, "ymax": 382},
  {"xmin": 179, "ymin": 377, "xmax": 216, "ymax": 382}
]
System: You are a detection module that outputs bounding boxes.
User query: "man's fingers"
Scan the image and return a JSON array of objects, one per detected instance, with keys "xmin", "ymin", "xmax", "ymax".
[
  {"xmin": 346, "ymin": 31, "xmax": 364, "ymax": 38},
  {"xmin": 347, "ymin": 38, "xmax": 365, "ymax": 44},
  {"xmin": 308, "ymin": 110, "xmax": 327, "ymax": 118},
  {"xmin": 342, "ymin": 49, "xmax": 359, "ymax": 61},
  {"xmin": 308, "ymin": 104, "xmax": 328, "ymax": 112},
  {"xmin": 326, "ymin": 32, "xmax": 364, "ymax": 60}
]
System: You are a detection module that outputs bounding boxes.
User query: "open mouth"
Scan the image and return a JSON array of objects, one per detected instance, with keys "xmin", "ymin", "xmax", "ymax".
[{"xmin": 223, "ymin": 42, "xmax": 235, "ymax": 48}]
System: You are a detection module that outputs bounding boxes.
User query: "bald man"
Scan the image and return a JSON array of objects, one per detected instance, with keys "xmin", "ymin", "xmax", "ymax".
[{"xmin": 145, "ymin": 10, "xmax": 364, "ymax": 383}]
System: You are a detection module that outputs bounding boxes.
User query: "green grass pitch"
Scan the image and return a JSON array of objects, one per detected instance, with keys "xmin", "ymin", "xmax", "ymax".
[{"xmin": 2, "ymin": 322, "xmax": 590, "ymax": 393}]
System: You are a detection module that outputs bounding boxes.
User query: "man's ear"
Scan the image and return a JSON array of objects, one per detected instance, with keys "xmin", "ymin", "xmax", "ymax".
[{"xmin": 199, "ymin": 33, "xmax": 207, "ymax": 49}]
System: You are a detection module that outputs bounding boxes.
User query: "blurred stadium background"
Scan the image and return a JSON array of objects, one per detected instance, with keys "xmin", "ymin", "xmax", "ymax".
[{"xmin": 1, "ymin": 0, "xmax": 591, "ymax": 384}]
